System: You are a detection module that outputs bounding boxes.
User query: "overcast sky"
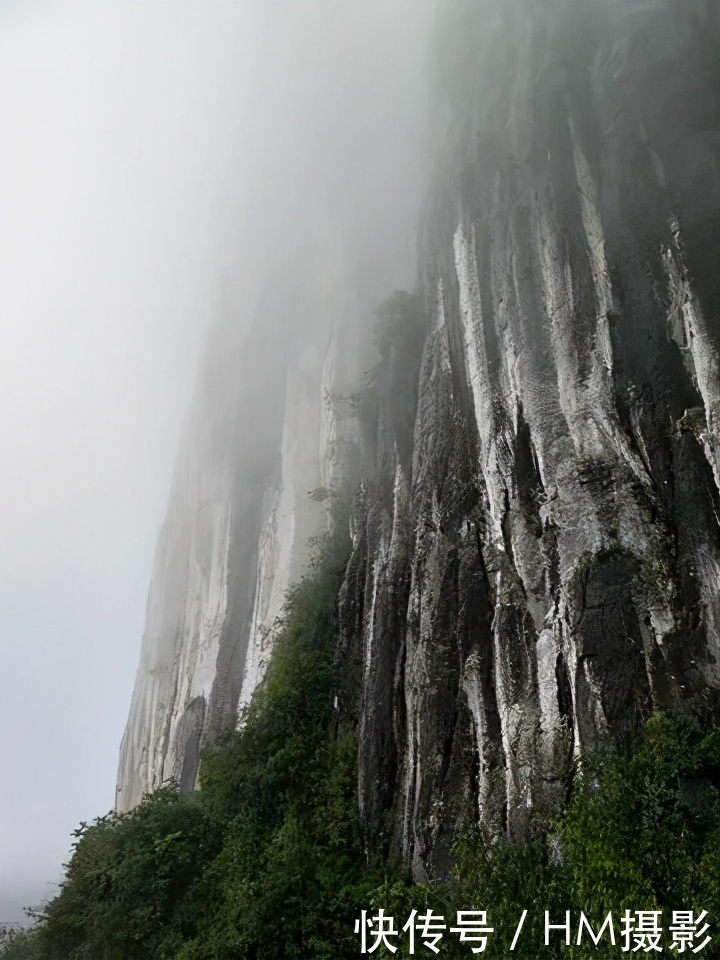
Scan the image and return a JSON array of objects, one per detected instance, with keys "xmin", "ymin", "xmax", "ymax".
[{"xmin": 0, "ymin": 0, "xmax": 433, "ymax": 924}]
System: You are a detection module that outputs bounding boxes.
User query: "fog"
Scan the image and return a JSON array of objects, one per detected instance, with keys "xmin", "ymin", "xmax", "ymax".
[{"xmin": 0, "ymin": 0, "xmax": 434, "ymax": 923}]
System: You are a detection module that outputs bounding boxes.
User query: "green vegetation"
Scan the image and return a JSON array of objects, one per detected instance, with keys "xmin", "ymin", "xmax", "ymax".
[
  {"xmin": 9, "ymin": 567, "xmax": 718, "ymax": 959},
  {"xmin": 640, "ymin": 547, "xmax": 677, "ymax": 609},
  {"xmin": 14, "ymin": 527, "xmax": 396, "ymax": 960},
  {"xmin": 369, "ymin": 291, "xmax": 426, "ymax": 367},
  {"xmin": 370, "ymin": 710, "xmax": 720, "ymax": 958},
  {"xmin": 33, "ymin": 790, "xmax": 215, "ymax": 959},
  {"xmin": 458, "ymin": 710, "xmax": 719, "ymax": 957},
  {"xmin": 0, "ymin": 926, "xmax": 42, "ymax": 960}
]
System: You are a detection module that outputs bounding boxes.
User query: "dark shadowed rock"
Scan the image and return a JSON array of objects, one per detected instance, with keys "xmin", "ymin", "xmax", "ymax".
[{"xmin": 338, "ymin": 0, "xmax": 719, "ymax": 877}]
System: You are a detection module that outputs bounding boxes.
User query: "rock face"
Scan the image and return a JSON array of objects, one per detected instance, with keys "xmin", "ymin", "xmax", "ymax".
[
  {"xmin": 118, "ymin": 0, "xmax": 719, "ymax": 885},
  {"xmin": 116, "ymin": 280, "xmax": 353, "ymax": 811},
  {"xmin": 336, "ymin": 0, "xmax": 720, "ymax": 878},
  {"xmin": 117, "ymin": 314, "xmax": 280, "ymax": 811},
  {"xmin": 116, "ymin": 255, "xmax": 388, "ymax": 812}
]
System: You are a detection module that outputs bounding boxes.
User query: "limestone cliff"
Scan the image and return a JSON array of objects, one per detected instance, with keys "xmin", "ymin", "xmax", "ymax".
[
  {"xmin": 116, "ymin": 251, "xmax": 385, "ymax": 811},
  {"xmin": 118, "ymin": 0, "xmax": 719, "ymax": 887},
  {"xmin": 336, "ymin": 0, "xmax": 720, "ymax": 878},
  {"xmin": 116, "ymin": 278, "xmax": 354, "ymax": 811}
]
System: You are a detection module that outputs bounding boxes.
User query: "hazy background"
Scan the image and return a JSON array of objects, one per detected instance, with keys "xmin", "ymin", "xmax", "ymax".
[{"xmin": 0, "ymin": 0, "xmax": 434, "ymax": 923}]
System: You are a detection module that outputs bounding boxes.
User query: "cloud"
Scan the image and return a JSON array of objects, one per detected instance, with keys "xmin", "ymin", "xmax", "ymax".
[{"xmin": 0, "ymin": 0, "xmax": 434, "ymax": 921}]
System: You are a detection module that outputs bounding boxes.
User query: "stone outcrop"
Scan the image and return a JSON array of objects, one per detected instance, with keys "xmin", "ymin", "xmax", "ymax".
[
  {"xmin": 118, "ymin": 0, "xmax": 719, "ymax": 889},
  {"xmin": 116, "ymin": 281, "xmax": 351, "ymax": 810},
  {"xmin": 336, "ymin": 0, "xmax": 720, "ymax": 878},
  {"xmin": 116, "ymin": 250, "xmax": 388, "ymax": 811}
]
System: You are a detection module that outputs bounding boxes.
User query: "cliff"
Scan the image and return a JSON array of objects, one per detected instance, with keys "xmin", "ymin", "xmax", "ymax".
[
  {"xmin": 117, "ymin": 277, "xmax": 347, "ymax": 810},
  {"xmin": 116, "ymin": 244, "xmax": 390, "ymax": 811},
  {"xmin": 117, "ymin": 0, "xmax": 719, "ymax": 884},
  {"xmin": 337, "ymin": 0, "xmax": 720, "ymax": 877}
]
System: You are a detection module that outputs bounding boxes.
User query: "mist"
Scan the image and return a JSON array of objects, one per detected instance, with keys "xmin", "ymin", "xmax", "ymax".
[{"xmin": 0, "ymin": 0, "xmax": 435, "ymax": 922}]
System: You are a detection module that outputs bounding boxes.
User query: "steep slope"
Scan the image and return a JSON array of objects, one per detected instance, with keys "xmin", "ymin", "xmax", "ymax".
[
  {"xmin": 116, "ymin": 255, "xmax": 396, "ymax": 811},
  {"xmin": 337, "ymin": 0, "xmax": 720, "ymax": 878},
  {"xmin": 117, "ymin": 0, "xmax": 719, "ymax": 884},
  {"xmin": 116, "ymin": 282, "xmax": 348, "ymax": 810}
]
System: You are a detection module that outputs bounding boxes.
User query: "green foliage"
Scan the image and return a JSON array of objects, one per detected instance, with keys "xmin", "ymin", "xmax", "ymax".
[
  {"xmin": 319, "ymin": 291, "xmax": 427, "ymax": 468},
  {"xmin": 8, "ymin": 507, "xmax": 719, "ymax": 960},
  {"xmin": 677, "ymin": 406, "xmax": 707, "ymax": 439},
  {"xmin": 32, "ymin": 789, "xmax": 215, "ymax": 960},
  {"xmin": 23, "ymin": 528, "xmax": 394, "ymax": 960},
  {"xmin": 377, "ymin": 711, "xmax": 720, "ymax": 960},
  {"xmin": 11, "ymin": 620, "xmax": 720, "ymax": 960},
  {"xmin": 175, "ymin": 533, "xmax": 389, "ymax": 959},
  {"xmin": 11, "ymin": 511, "xmax": 719, "ymax": 960},
  {"xmin": 0, "ymin": 927, "xmax": 42, "ymax": 960},
  {"xmin": 9, "ymin": 296, "xmax": 717, "ymax": 958}
]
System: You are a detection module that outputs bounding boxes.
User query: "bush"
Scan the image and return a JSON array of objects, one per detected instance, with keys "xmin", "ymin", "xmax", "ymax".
[
  {"xmin": 13, "ymin": 597, "xmax": 720, "ymax": 959},
  {"xmin": 24, "ymin": 528, "xmax": 394, "ymax": 960},
  {"xmin": 421, "ymin": 711, "xmax": 719, "ymax": 959},
  {"xmin": 175, "ymin": 533, "xmax": 390, "ymax": 959},
  {"xmin": 33, "ymin": 790, "xmax": 215, "ymax": 960},
  {"xmin": 0, "ymin": 927, "xmax": 42, "ymax": 960}
]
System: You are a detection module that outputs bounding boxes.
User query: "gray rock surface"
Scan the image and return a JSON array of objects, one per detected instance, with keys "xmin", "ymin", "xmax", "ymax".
[
  {"xmin": 118, "ymin": 0, "xmax": 719, "ymax": 886},
  {"xmin": 337, "ymin": 0, "xmax": 719, "ymax": 878},
  {"xmin": 116, "ymin": 258, "xmax": 398, "ymax": 811},
  {"xmin": 116, "ymin": 288, "xmax": 340, "ymax": 811}
]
